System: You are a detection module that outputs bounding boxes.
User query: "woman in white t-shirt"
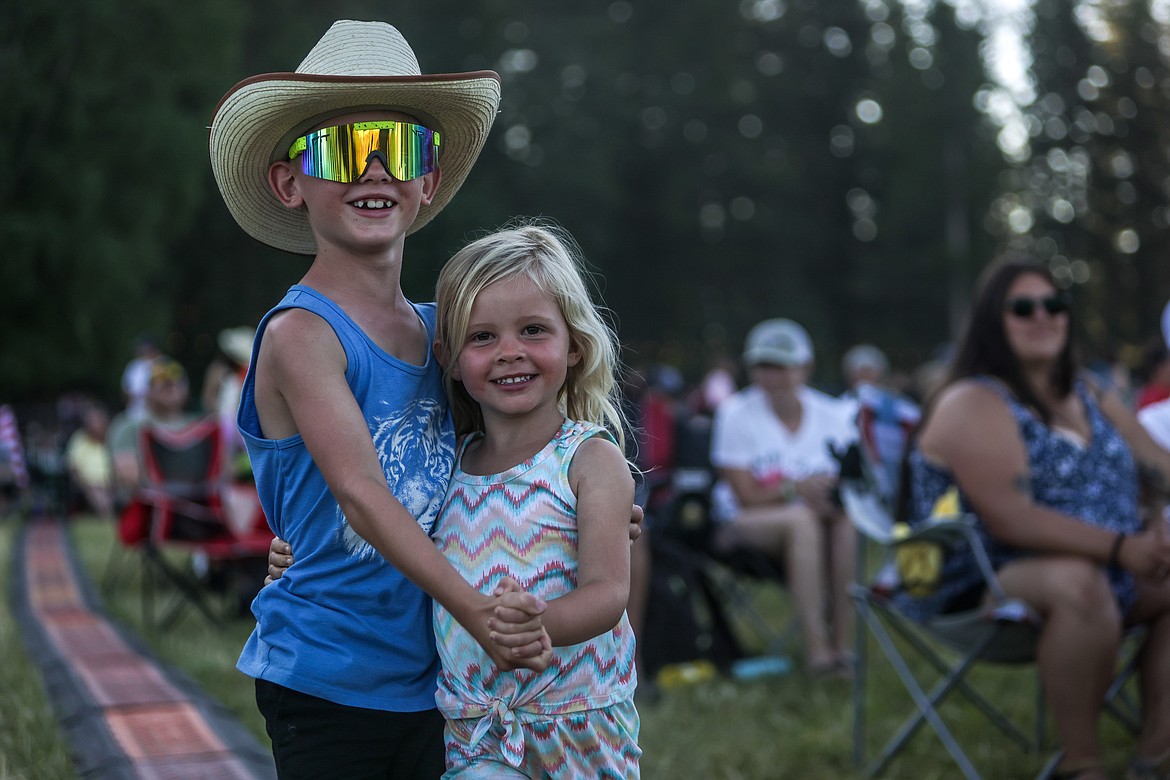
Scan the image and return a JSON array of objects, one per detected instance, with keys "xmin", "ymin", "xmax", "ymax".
[{"xmin": 710, "ymin": 319, "xmax": 858, "ymax": 677}]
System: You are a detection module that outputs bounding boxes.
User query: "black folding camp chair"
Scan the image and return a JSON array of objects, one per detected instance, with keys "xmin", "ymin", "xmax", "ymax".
[{"xmin": 655, "ymin": 413, "xmax": 797, "ymax": 661}]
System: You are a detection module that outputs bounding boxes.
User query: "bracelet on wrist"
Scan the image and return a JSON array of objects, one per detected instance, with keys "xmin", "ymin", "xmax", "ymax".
[{"xmin": 1108, "ymin": 531, "xmax": 1128, "ymax": 569}]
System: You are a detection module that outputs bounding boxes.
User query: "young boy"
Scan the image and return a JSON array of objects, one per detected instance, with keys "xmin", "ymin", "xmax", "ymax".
[{"xmin": 208, "ymin": 21, "xmax": 552, "ymax": 778}]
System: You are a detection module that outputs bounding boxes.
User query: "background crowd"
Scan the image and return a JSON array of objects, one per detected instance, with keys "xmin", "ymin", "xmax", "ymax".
[
  {"xmin": 3, "ymin": 263, "xmax": 1170, "ymax": 777},
  {"xmin": 6, "ymin": 3, "xmax": 1170, "ymax": 777}
]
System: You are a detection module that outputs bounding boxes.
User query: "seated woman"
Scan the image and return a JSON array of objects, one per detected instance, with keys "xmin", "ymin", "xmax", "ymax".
[
  {"xmin": 902, "ymin": 258, "xmax": 1170, "ymax": 780},
  {"xmin": 710, "ymin": 318, "xmax": 858, "ymax": 678}
]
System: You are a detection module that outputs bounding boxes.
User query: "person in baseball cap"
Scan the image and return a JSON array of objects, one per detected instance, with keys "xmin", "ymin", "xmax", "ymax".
[
  {"xmin": 709, "ymin": 317, "xmax": 859, "ymax": 678},
  {"xmin": 742, "ymin": 318, "xmax": 814, "ymax": 367}
]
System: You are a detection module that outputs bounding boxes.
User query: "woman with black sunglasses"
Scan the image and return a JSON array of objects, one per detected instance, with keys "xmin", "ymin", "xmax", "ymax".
[{"xmin": 901, "ymin": 258, "xmax": 1170, "ymax": 780}]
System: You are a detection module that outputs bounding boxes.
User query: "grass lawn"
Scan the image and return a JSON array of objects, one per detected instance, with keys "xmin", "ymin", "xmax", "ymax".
[
  {"xmin": 0, "ymin": 516, "xmax": 77, "ymax": 780},
  {"xmin": 1, "ymin": 513, "xmax": 1146, "ymax": 778}
]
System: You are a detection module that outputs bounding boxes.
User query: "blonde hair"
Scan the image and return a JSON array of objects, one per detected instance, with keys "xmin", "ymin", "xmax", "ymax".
[{"xmin": 435, "ymin": 220, "xmax": 627, "ymax": 450}]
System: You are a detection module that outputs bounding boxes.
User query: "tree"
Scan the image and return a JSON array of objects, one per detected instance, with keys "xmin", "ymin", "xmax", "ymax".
[
  {"xmin": 0, "ymin": 0, "xmax": 246, "ymax": 401},
  {"xmin": 0, "ymin": 1, "xmax": 1023, "ymax": 401},
  {"xmin": 1080, "ymin": 0, "xmax": 1170, "ymax": 348},
  {"xmin": 855, "ymin": 1, "xmax": 1002, "ymax": 358}
]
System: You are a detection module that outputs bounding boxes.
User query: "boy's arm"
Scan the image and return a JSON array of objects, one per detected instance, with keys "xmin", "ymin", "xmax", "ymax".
[
  {"xmin": 540, "ymin": 436, "xmax": 634, "ymax": 646},
  {"xmin": 268, "ymin": 505, "xmax": 646, "ymax": 580},
  {"xmin": 260, "ymin": 310, "xmax": 549, "ymax": 669}
]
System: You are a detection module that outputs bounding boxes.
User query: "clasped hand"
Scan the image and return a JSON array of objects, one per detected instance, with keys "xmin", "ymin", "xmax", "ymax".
[
  {"xmin": 265, "ymin": 541, "xmax": 553, "ymax": 671},
  {"xmin": 1117, "ymin": 529, "xmax": 1170, "ymax": 581},
  {"xmin": 794, "ymin": 473, "xmax": 839, "ymax": 517},
  {"xmin": 482, "ymin": 576, "xmax": 553, "ymax": 673}
]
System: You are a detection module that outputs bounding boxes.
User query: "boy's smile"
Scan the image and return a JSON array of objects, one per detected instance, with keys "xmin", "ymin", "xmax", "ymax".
[{"xmin": 352, "ymin": 198, "xmax": 393, "ymax": 210}]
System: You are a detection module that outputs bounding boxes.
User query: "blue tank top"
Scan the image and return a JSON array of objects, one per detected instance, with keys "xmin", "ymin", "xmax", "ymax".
[{"xmin": 236, "ymin": 285, "xmax": 456, "ymax": 711}]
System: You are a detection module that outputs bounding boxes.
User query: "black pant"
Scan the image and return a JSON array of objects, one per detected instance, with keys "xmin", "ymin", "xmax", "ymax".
[{"xmin": 255, "ymin": 679, "xmax": 445, "ymax": 779}]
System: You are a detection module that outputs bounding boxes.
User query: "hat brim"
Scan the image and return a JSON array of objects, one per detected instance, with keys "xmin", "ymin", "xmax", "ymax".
[
  {"xmin": 743, "ymin": 347, "xmax": 810, "ymax": 367},
  {"xmin": 218, "ymin": 328, "xmax": 255, "ymax": 365},
  {"xmin": 209, "ymin": 72, "xmax": 501, "ymax": 255}
]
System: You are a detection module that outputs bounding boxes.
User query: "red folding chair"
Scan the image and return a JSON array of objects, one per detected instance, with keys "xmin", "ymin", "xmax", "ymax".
[{"xmin": 117, "ymin": 417, "xmax": 272, "ymax": 629}]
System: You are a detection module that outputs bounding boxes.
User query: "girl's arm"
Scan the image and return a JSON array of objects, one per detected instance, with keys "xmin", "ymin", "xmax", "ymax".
[
  {"xmin": 919, "ymin": 380, "xmax": 1170, "ymax": 578},
  {"xmin": 260, "ymin": 311, "xmax": 550, "ymax": 669},
  {"xmin": 540, "ymin": 435, "xmax": 635, "ymax": 646}
]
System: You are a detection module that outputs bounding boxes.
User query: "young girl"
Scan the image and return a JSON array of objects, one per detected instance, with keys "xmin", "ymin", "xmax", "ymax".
[{"xmin": 431, "ymin": 222, "xmax": 641, "ymax": 777}]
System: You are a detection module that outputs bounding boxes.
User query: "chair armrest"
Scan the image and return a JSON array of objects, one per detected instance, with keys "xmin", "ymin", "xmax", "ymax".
[
  {"xmin": 134, "ymin": 486, "xmax": 223, "ymax": 524},
  {"xmin": 842, "ymin": 479, "xmax": 1016, "ymax": 606},
  {"xmin": 905, "ymin": 513, "xmax": 1012, "ymax": 606},
  {"xmin": 895, "ymin": 513, "xmax": 973, "ymax": 544}
]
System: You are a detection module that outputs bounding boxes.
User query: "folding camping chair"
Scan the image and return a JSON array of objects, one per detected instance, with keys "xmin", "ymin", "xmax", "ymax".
[
  {"xmin": 841, "ymin": 388, "xmax": 1144, "ymax": 780},
  {"xmin": 117, "ymin": 418, "xmax": 272, "ymax": 630},
  {"xmin": 842, "ymin": 474, "xmax": 1045, "ymax": 780}
]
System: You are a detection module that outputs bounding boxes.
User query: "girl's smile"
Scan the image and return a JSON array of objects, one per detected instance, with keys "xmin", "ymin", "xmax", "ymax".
[{"xmin": 452, "ymin": 274, "xmax": 581, "ymax": 425}]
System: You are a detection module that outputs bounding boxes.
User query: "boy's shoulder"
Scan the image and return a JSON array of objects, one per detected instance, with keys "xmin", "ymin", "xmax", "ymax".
[
  {"xmin": 263, "ymin": 288, "xmax": 440, "ymax": 379},
  {"xmin": 258, "ymin": 302, "xmax": 349, "ymax": 385},
  {"xmin": 271, "ymin": 283, "xmax": 434, "ymax": 320}
]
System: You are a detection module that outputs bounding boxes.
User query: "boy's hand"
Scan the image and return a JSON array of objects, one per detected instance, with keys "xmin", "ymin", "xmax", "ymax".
[
  {"xmin": 264, "ymin": 542, "xmax": 562, "ymax": 670},
  {"xmin": 483, "ymin": 577, "xmax": 552, "ymax": 672},
  {"xmin": 628, "ymin": 503, "xmax": 644, "ymax": 543},
  {"xmin": 265, "ymin": 537, "xmax": 294, "ymax": 585}
]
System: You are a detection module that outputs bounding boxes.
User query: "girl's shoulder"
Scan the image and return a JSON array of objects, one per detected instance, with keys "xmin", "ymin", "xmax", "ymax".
[
  {"xmin": 561, "ymin": 419, "xmax": 625, "ymax": 465},
  {"xmin": 554, "ymin": 419, "xmax": 613, "ymax": 448},
  {"xmin": 567, "ymin": 430, "xmax": 632, "ymax": 496}
]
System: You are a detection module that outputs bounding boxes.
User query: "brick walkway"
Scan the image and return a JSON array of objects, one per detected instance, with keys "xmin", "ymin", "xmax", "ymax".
[{"xmin": 13, "ymin": 514, "xmax": 276, "ymax": 779}]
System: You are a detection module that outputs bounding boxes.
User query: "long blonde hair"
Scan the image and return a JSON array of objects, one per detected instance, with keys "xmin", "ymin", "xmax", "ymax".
[{"xmin": 435, "ymin": 220, "xmax": 627, "ymax": 450}]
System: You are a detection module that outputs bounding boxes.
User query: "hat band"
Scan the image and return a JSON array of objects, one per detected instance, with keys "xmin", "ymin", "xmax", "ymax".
[{"xmin": 288, "ymin": 120, "xmax": 440, "ymax": 183}]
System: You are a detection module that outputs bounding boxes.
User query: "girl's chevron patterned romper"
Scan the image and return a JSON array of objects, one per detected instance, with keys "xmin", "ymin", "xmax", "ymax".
[{"xmin": 432, "ymin": 418, "xmax": 641, "ymax": 778}]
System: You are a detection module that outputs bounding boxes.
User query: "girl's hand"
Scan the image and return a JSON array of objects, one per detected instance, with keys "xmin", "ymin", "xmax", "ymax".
[{"xmin": 265, "ymin": 537, "xmax": 294, "ymax": 585}]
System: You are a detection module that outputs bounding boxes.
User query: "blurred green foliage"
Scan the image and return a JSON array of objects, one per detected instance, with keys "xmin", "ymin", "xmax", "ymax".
[{"xmin": 4, "ymin": 1, "xmax": 1170, "ymax": 406}]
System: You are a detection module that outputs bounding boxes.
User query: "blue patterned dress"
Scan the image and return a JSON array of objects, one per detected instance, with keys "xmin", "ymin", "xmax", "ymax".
[{"xmin": 898, "ymin": 377, "xmax": 1140, "ymax": 622}]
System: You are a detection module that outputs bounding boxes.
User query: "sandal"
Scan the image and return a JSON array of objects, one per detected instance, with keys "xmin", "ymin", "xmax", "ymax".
[
  {"xmin": 835, "ymin": 651, "xmax": 858, "ymax": 678},
  {"xmin": 807, "ymin": 656, "xmax": 853, "ymax": 681},
  {"xmin": 1127, "ymin": 748, "xmax": 1170, "ymax": 780},
  {"xmin": 807, "ymin": 657, "xmax": 843, "ymax": 680}
]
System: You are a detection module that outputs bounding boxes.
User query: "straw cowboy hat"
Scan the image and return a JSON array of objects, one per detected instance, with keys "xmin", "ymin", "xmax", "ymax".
[{"xmin": 209, "ymin": 20, "xmax": 502, "ymax": 255}]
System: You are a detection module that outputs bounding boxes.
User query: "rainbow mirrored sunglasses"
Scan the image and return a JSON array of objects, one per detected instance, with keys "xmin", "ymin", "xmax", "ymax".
[{"xmin": 287, "ymin": 120, "xmax": 440, "ymax": 183}]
